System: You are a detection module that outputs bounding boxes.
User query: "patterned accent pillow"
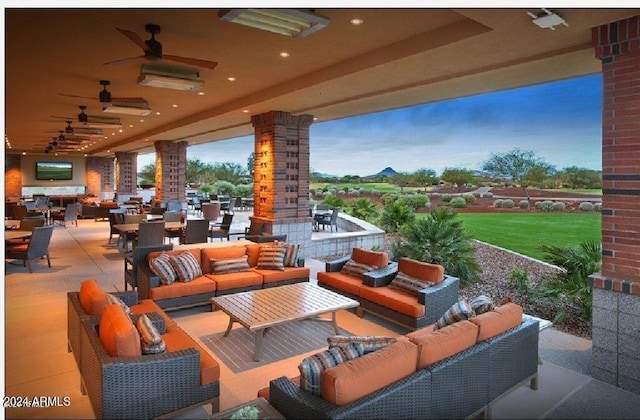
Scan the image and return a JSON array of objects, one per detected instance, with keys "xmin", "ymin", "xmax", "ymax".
[
  {"xmin": 283, "ymin": 243, "xmax": 301, "ymax": 267},
  {"xmin": 327, "ymin": 335, "xmax": 397, "ymax": 354},
  {"xmin": 435, "ymin": 300, "xmax": 475, "ymax": 330},
  {"xmin": 149, "ymin": 252, "xmax": 178, "ymax": 285},
  {"xmin": 256, "ymin": 244, "xmax": 286, "ymax": 271},
  {"xmin": 211, "ymin": 256, "xmax": 251, "ymax": 274},
  {"xmin": 169, "ymin": 252, "xmax": 202, "ymax": 282},
  {"xmin": 298, "ymin": 342, "xmax": 364, "ymax": 396},
  {"xmin": 340, "ymin": 259, "xmax": 374, "ymax": 280},
  {"xmin": 387, "ymin": 272, "xmax": 436, "ymax": 296},
  {"xmin": 136, "ymin": 313, "xmax": 166, "ymax": 355},
  {"xmin": 470, "ymin": 295, "xmax": 494, "ymax": 315},
  {"xmin": 106, "ymin": 293, "xmax": 131, "ymax": 315}
]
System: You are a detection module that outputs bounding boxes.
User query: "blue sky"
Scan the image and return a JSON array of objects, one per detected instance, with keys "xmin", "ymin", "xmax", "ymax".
[{"xmin": 139, "ymin": 73, "xmax": 603, "ymax": 177}]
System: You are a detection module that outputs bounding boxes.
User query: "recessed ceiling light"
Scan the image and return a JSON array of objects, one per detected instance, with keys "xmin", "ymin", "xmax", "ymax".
[
  {"xmin": 227, "ymin": 77, "xmax": 236, "ymax": 82},
  {"xmin": 84, "ymin": 154, "xmax": 88, "ymax": 157},
  {"xmin": 129, "ymin": 124, "xmax": 133, "ymax": 128},
  {"xmin": 172, "ymin": 104, "xmax": 178, "ymax": 108},
  {"xmin": 197, "ymin": 92, "xmax": 205, "ymax": 96},
  {"xmin": 242, "ymin": 109, "xmax": 249, "ymax": 113},
  {"xmin": 156, "ymin": 112, "xmax": 161, "ymax": 115},
  {"xmin": 139, "ymin": 119, "xmax": 145, "ymax": 123},
  {"xmin": 22, "ymin": 151, "xmax": 26, "ymax": 155},
  {"xmin": 350, "ymin": 18, "xmax": 364, "ymax": 25},
  {"xmin": 280, "ymin": 52, "xmax": 290, "ymax": 58},
  {"xmin": 118, "ymin": 129, "xmax": 123, "ymax": 133},
  {"xmin": 144, "ymin": 139, "xmax": 149, "ymax": 142}
]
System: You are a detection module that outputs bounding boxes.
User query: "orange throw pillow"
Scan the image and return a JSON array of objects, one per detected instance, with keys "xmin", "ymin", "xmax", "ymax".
[{"xmin": 99, "ymin": 304, "xmax": 142, "ymax": 357}]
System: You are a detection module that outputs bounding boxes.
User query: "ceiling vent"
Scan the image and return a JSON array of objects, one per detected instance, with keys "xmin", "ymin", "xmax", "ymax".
[
  {"xmin": 137, "ymin": 63, "xmax": 204, "ymax": 91},
  {"xmin": 103, "ymin": 98, "xmax": 152, "ymax": 116}
]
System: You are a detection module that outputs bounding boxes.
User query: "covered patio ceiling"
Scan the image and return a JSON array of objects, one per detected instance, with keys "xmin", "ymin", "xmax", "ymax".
[{"xmin": 5, "ymin": 8, "xmax": 639, "ymax": 157}]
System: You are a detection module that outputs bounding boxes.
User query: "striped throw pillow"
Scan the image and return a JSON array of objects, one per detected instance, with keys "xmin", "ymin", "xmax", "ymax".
[
  {"xmin": 470, "ymin": 295, "xmax": 494, "ymax": 315},
  {"xmin": 328, "ymin": 335, "xmax": 396, "ymax": 354},
  {"xmin": 149, "ymin": 252, "xmax": 178, "ymax": 285},
  {"xmin": 136, "ymin": 313, "xmax": 166, "ymax": 355},
  {"xmin": 435, "ymin": 300, "xmax": 475, "ymax": 330},
  {"xmin": 211, "ymin": 256, "xmax": 251, "ymax": 274},
  {"xmin": 256, "ymin": 244, "xmax": 286, "ymax": 271},
  {"xmin": 388, "ymin": 272, "xmax": 435, "ymax": 296},
  {"xmin": 283, "ymin": 243, "xmax": 300, "ymax": 267},
  {"xmin": 340, "ymin": 259, "xmax": 374, "ymax": 279},
  {"xmin": 169, "ymin": 252, "xmax": 202, "ymax": 282},
  {"xmin": 106, "ymin": 293, "xmax": 131, "ymax": 315},
  {"xmin": 298, "ymin": 342, "xmax": 364, "ymax": 396}
]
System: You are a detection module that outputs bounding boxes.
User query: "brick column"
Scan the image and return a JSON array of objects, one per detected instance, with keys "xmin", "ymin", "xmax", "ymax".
[
  {"xmin": 251, "ymin": 111, "xmax": 313, "ymax": 253},
  {"xmin": 86, "ymin": 157, "xmax": 114, "ymax": 198},
  {"xmin": 115, "ymin": 152, "xmax": 137, "ymax": 197},
  {"xmin": 5, "ymin": 154, "xmax": 22, "ymax": 198},
  {"xmin": 154, "ymin": 140, "xmax": 187, "ymax": 202},
  {"xmin": 590, "ymin": 15, "xmax": 640, "ymax": 394}
]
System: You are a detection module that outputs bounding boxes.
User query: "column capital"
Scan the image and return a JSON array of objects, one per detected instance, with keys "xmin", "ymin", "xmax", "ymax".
[
  {"xmin": 593, "ymin": 15, "xmax": 640, "ymax": 60},
  {"xmin": 251, "ymin": 111, "xmax": 314, "ymax": 128}
]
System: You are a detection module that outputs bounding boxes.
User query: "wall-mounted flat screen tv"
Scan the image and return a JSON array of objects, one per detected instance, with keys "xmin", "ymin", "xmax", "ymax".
[{"xmin": 35, "ymin": 161, "xmax": 73, "ymax": 180}]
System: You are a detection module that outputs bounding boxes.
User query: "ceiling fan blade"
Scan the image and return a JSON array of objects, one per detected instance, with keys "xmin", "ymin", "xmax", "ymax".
[
  {"xmin": 111, "ymin": 97, "xmax": 149, "ymax": 104},
  {"xmin": 116, "ymin": 28, "xmax": 150, "ymax": 52},
  {"xmin": 103, "ymin": 55, "xmax": 145, "ymax": 66},
  {"xmin": 162, "ymin": 54, "xmax": 218, "ymax": 70},
  {"xmin": 50, "ymin": 115, "xmax": 75, "ymax": 120},
  {"xmin": 58, "ymin": 93, "xmax": 95, "ymax": 100}
]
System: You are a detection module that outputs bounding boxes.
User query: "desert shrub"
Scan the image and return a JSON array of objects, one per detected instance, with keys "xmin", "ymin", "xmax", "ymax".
[
  {"xmin": 519, "ymin": 200, "xmax": 530, "ymax": 209},
  {"xmin": 493, "ymin": 199, "xmax": 504, "ymax": 208},
  {"xmin": 482, "ymin": 192, "xmax": 493, "ymax": 198},
  {"xmin": 509, "ymin": 268, "xmax": 532, "ymax": 292},
  {"xmin": 552, "ymin": 202, "xmax": 566, "ymax": 212},
  {"xmin": 593, "ymin": 202, "xmax": 603, "ymax": 211},
  {"xmin": 408, "ymin": 194, "xmax": 430, "ymax": 209},
  {"xmin": 502, "ymin": 199, "xmax": 514, "ymax": 208},
  {"xmin": 381, "ymin": 192, "xmax": 401, "ymax": 207},
  {"xmin": 379, "ymin": 201, "xmax": 415, "ymax": 234},
  {"xmin": 391, "ymin": 209, "xmax": 481, "ymax": 285},
  {"xmin": 213, "ymin": 180, "xmax": 236, "ymax": 195},
  {"xmin": 348, "ymin": 189, "xmax": 361, "ymax": 197},
  {"xmin": 462, "ymin": 194, "xmax": 475, "ymax": 204},
  {"xmin": 338, "ymin": 190, "xmax": 346, "ymax": 195},
  {"xmin": 321, "ymin": 194, "xmax": 346, "ymax": 209},
  {"xmin": 538, "ymin": 200, "xmax": 554, "ymax": 212},
  {"xmin": 345, "ymin": 198, "xmax": 378, "ymax": 222},
  {"xmin": 234, "ymin": 184, "xmax": 253, "ymax": 198},
  {"xmin": 536, "ymin": 241, "xmax": 601, "ymax": 322},
  {"xmin": 579, "ymin": 202, "xmax": 594, "ymax": 212},
  {"xmin": 442, "ymin": 194, "xmax": 452, "ymax": 202},
  {"xmin": 449, "ymin": 197, "xmax": 467, "ymax": 208},
  {"xmin": 472, "ymin": 191, "xmax": 481, "ymax": 198}
]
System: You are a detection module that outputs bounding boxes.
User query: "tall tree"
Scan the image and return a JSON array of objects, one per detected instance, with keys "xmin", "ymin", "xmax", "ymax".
[
  {"xmin": 441, "ymin": 167, "xmax": 474, "ymax": 192},
  {"xmin": 412, "ymin": 168, "xmax": 437, "ymax": 191},
  {"xmin": 247, "ymin": 152, "xmax": 255, "ymax": 178},
  {"xmin": 389, "ymin": 172, "xmax": 411, "ymax": 193},
  {"xmin": 482, "ymin": 148, "xmax": 553, "ymax": 200}
]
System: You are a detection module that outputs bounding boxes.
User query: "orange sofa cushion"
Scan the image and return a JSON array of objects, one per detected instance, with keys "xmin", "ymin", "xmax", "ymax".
[
  {"xmin": 407, "ymin": 320, "xmax": 478, "ymax": 368},
  {"xmin": 205, "ymin": 271, "xmax": 263, "ymax": 291},
  {"xmin": 317, "ymin": 272, "xmax": 363, "ymax": 297},
  {"xmin": 322, "ymin": 340, "xmax": 418, "ymax": 406},
  {"xmin": 148, "ymin": 276, "xmax": 216, "ymax": 302},
  {"xmin": 162, "ymin": 327, "xmax": 220, "ymax": 385},
  {"xmin": 398, "ymin": 258, "xmax": 444, "ymax": 284},
  {"xmin": 201, "ymin": 246, "xmax": 248, "ymax": 274},
  {"xmin": 79, "ymin": 279, "xmax": 109, "ymax": 315},
  {"xmin": 352, "ymin": 247, "xmax": 388, "ymax": 268},
  {"xmin": 359, "ymin": 285, "xmax": 426, "ymax": 318},
  {"xmin": 469, "ymin": 302, "xmax": 523, "ymax": 342},
  {"xmin": 99, "ymin": 304, "xmax": 142, "ymax": 357},
  {"xmin": 246, "ymin": 243, "xmax": 263, "ymax": 267},
  {"xmin": 255, "ymin": 267, "xmax": 310, "ymax": 284}
]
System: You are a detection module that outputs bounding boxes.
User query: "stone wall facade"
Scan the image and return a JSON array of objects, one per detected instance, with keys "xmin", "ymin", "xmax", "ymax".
[
  {"xmin": 115, "ymin": 152, "xmax": 137, "ymax": 196},
  {"xmin": 154, "ymin": 140, "xmax": 187, "ymax": 202},
  {"xmin": 5, "ymin": 154, "xmax": 22, "ymax": 198},
  {"xmin": 85, "ymin": 156, "xmax": 114, "ymax": 197}
]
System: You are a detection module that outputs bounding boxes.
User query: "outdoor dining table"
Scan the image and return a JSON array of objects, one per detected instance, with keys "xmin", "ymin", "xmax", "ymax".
[
  {"xmin": 113, "ymin": 221, "xmax": 184, "ymax": 234},
  {"xmin": 5, "ymin": 230, "xmax": 33, "ymax": 241},
  {"xmin": 5, "ymin": 220, "xmax": 21, "ymax": 229}
]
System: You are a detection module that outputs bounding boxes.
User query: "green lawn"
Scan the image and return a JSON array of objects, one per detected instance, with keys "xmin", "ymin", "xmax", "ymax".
[
  {"xmin": 550, "ymin": 188, "xmax": 602, "ymax": 196},
  {"xmin": 453, "ymin": 213, "xmax": 602, "ymax": 261},
  {"xmin": 310, "ymin": 182, "xmax": 427, "ymax": 193}
]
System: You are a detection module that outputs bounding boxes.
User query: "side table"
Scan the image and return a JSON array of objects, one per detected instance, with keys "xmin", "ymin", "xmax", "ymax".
[{"xmin": 210, "ymin": 397, "xmax": 284, "ymax": 419}]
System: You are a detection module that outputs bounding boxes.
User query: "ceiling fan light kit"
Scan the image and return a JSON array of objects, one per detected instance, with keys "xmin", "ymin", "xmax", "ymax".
[
  {"xmin": 103, "ymin": 103, "xmax": 152, "ymax": 116},
  {"xmin": 218, "ymin": 8, "xmax": 330, "ymax": 38},
  {"xmin": 137, "ymin": 63, "xmax": 204, "ymax": 91}
]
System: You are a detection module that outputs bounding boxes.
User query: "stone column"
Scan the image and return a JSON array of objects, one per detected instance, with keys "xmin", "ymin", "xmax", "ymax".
[
  {"xmin": 251, "ymin": 111, "xmax": 314, "ymax": 254},
  {"xmin": 115, "ymin": 152, "xmax": 137, "ymax": 198},
  {"xmin": 86, "ymin": 156, "xmax": 114, "ymax": 198},
  {"xmin": 154, "ymin": 140, "xmax": 187, "ymax": 202},
  {"xmin": 590, "ymin": 15, "xmax": 640, "ymax": 395},
  {"xmin": 5, "ymin": 154, "xmax": 22, "ymax": 198}
]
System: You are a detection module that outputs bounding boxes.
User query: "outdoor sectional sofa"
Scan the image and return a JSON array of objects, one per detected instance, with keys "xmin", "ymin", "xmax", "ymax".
[
  {"xmin": 318, "ymin": 248, "xmax": 460, "ymax": 330},
  {"xmin": 67, "ymin": 279, "xmax": 219, "ymax": 419},
  {"xmin": 137, "ymin": 241, "xmax": 309, "ymax": 311},
  {"xmin": 260, "ymin": 302, "xmax": 539, "ymax": 419}
]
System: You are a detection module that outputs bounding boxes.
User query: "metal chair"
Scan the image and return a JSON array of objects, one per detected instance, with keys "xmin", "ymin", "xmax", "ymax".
[
  {"xmin": 52, "ymin": 202, "xmax": 82, "ymax": 227},
  {"xmin": 181, "ymin": 219, "xmax": 210, "ymax": 244},
  {"xmin": 5, "ymin": 225, "xmax": 55, "ymax": 273},
  {"xmin": 192, "ymin": 196, "xmax": 202, "ymax": 216},
  {"xmin": 108, "ymin": 209, "xmax": 125, "ymax": 245},
  {"xmin": 209, "ymin": 213, "xmax": 233, "ymax": 242},
  {"xmin": 316, "ymin": 208, "xmax": 340, "ymax": 232}
]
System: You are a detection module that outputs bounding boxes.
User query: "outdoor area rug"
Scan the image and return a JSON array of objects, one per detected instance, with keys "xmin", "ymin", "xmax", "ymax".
[{"xmin": 200, "ymin": 319, "xmax": 351, "ymax": 373}]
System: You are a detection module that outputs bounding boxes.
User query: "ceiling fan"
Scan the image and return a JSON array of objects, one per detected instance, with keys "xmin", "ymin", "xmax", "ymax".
[
  {"xmin": 104, "ymin": 23, "xmax": 218, "ymax": 70},
  {"xmin": 59, "ymin": 80, "xmax": 147, "ymax": 106},
  {"xmin": 51, "ymin": 105, "xmax": 124, "ymax": 128}
]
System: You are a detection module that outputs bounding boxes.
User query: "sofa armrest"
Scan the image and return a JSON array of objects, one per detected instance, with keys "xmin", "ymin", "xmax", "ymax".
[
  {"xmin": 417, "ymin": 275, "xmax": 460, "ymax": 322},
  {"xmin": 112, "ymin": 290, "xmax": 140, "ymax": 307},
  {"xmin": 325, "ymin": 255, "xmax": 351, "ymax": 272},
  {"xmin": 269, "ymin": 376, "xmax": 339, "ymax": 419},
  {"xmin": 130, "ymin": 311, "xmax": 166, "ymax": 334},
  {"xmin": 137, "ymin": 264, "xmax": 162, "ymax": 300},
  {"xmin": 362, "ymin": 262, "xmax": 399, "ymax": 287}
]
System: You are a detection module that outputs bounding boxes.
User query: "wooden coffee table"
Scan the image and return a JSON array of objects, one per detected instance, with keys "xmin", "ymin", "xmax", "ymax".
[{"xmin": 211, "ymin": 283, "xmax": 359, "ymax": 361}]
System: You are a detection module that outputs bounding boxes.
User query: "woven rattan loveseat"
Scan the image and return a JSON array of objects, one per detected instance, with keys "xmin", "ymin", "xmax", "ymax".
[{"xmin": 263, "ymin": 303, "xmax": 539, "ymax": 419}]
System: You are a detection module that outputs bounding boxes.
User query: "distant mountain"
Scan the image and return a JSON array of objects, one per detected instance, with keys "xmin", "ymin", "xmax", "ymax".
[{"xmin": 364, "ymin": 167, "xmax": 398, "ymax": 179}]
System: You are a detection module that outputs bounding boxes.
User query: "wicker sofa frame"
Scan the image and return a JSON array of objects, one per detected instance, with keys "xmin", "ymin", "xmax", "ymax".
[
  {"xmin": 320, "ymin": 256, "xmax": 460, "ymax": 330},
  {"xmin": 268, "ymin": 317, "xmax": 539, "ymax": 419}
]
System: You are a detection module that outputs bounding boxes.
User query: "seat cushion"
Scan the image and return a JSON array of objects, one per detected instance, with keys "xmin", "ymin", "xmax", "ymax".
[
  {"xmin": 99, "ymin": 304, "xmax": 142, "ymax": 357},
  {"xmin": 317, "ymin": 272, "xmax": 363, "ymax": 297},
  {"xmin": 407, "ymin": 320, "xmax": 478, "ymax": 368},
  {"xmin": 322, "ymin": 340, "xmax": 418, "ymax": 406},
  {"xmin": 162, "ymin": 327, "xmax": 220, "ymax": 385},
  {"xmin": 79, "ymin": 279, "xmax": 109, "ymax": 316},
  {"xmin": 255, "ymin": 266, "xmax": 310, "ymax": 285},
  {"xmin": 469, "ymin": 302, "xmax": 523, "ymax": 342},
  {"xmin": 148, "ymin": 276, "xmax": 217, "ymax": 302},
  {"xmin": 352, "ymin": 247, "xmax": 388, "ymax": 268},
  {"xmin": 205, "ymin": 271, "xmax": 263, "ymax": 291},
  {"xmin": 359, "ymin": 285, "xmax": 426, "ymax": 318}
]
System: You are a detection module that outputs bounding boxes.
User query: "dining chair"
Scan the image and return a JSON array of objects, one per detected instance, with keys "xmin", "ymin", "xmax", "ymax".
[
  {"xmin": 181, "ymin": 219, "xmax": 210, "ymax": 244},
  {"xmin": 6, "ymin": 218, "xmax": 45, "ymax": 245},
  {"xmin": 316, "ymin": 208, "xmax": 340, "ymax": 232},
  {"xmin": 12, "ymin": 205, "xmax": 28, "ymax": 221},
  {"xmin": 123, "ymin": 213, "xmax": 146, "ymax": 224},
  {"xmin": 241, "ymin": 220, "xmax": 266, "ymax": 241},
  {"xmin": 201, "ymin": 202, "xmax": 221, "ymax": 223},
  {"xmin": 192, "ymin": 196, "xmax": 202, "ymax": 216},
  {"xmin": 52, "ymin": 203, "xmax": 82, "ymax": 227},
  {"xmin": 133, "ymin": 221, "xmax": 166, "ymax": 249},
  {"xmin": 124, "ymin": 244, "xmax": 172, "ymax": 291},
  {"xmin": 5, "ymin": 225, "xmax": 55, "ymax": 273},
  {"xmin": 166, "ymin": 200, "xmax": 183, "ymax": 213},
  {"xmin": 108, "ymin": 209, "xmax": 125, "ymax": 246},
  {"xmin": 209, "ymin": 213, "xmax": 233, "ymax": 242}
]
